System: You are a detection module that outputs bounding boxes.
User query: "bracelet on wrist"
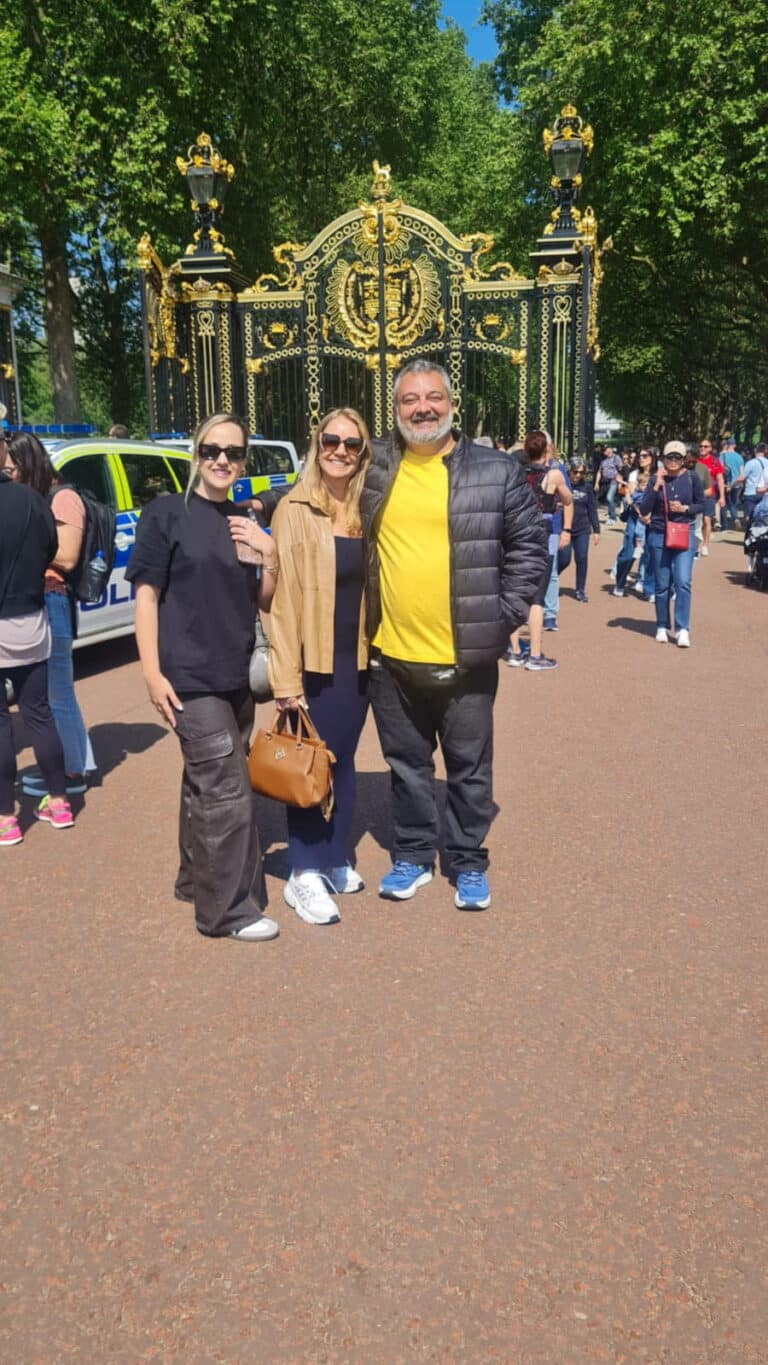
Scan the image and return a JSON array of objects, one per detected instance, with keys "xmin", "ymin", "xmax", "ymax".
[{"xmin": 262, "ymin": 562, "xmax": 279, "ymax": 576}]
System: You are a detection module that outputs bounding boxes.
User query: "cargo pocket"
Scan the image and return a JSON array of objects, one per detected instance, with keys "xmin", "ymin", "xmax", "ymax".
[{"xmin": 180, "ymin": 729, "xmax": 242, "ymax": 801}]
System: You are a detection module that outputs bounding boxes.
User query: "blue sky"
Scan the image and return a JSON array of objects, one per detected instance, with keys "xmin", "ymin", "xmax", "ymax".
[{"xmin": 440, "ymin": 0, "xmax": 498, "ymax": 64}]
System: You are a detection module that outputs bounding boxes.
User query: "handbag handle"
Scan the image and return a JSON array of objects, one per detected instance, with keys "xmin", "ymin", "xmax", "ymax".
[{"xmin": 267, "ymin": 703, "xmax": 323, "ymax": 746}]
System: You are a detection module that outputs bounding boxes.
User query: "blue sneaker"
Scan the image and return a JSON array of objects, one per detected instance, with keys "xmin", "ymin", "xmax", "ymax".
[
  {"xmin": 525, "ymin": 653, "xmax": 558, "ymax": 671},
  {"xmin": 543, "ymin": 616, "xmax": 558, "ymax": 631},
  {"xmin": 379, "ymin": 860, "xmax": 433, "ymax": 900},
  {"xmin": 454, "ymin": 870, "xmax": 491, "ymax": 910},
  {"xmin": 503, "ymin": 647, "xmax": 526, "ymax": 667}
]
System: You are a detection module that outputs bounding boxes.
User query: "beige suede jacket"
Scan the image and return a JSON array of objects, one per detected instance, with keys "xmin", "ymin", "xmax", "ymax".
[{"xmin": 267, "ymin": 482, "xmax": 368, "ymax": 698}]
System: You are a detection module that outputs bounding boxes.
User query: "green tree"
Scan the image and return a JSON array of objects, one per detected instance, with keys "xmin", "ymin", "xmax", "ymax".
[
  {"xmin": 484, "ymin": 0, "xmax": 768, "ymax": 438},
  {"xmin": 1, "ymin": 0, "xmax": 526, "ymax": 426}
]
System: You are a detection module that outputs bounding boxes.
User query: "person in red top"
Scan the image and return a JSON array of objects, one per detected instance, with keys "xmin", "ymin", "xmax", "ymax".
[{"xmin": 696, "ymin": 438, "xmax": 726, "ymax": 556}]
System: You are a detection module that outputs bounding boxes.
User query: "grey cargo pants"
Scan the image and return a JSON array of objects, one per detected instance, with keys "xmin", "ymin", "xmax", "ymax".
[{"xmin": 173, "ymin": 689, "xmax": 266, "ymax": 936}]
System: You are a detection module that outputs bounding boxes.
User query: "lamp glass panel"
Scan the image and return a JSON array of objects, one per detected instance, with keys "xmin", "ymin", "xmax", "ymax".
[
  {"xmin": 551, "ymin": 137, "xmax": 583, "ymax": 181},
  {"xmin": 187, "ymin": 165, "xmax": 215, "ymax": 206}
]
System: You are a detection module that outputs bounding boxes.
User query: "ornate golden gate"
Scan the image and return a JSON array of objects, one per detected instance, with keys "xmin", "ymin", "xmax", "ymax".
[{"xmin": 138, "ymin": 111, "xmax": 607, "ymax": 456}]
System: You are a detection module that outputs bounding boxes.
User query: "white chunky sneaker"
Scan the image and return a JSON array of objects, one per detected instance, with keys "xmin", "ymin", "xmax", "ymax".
[
  {"xmin": 323, "ymin": 863, "xmax": 365, "ymax": 894},
  {"xmin": 676, "ymin": 629, "xmax": 690, "ymax": 648},
  {"xmin": 229, "ymin": 917, "xmax": 279, "ymax": 941},
  {"xmin": 284, "ymin": 871, "xmax": 340, "ymax": 924},
  {"xmin": 655, "ymin": 627, "xmax": 669, "ymax": 643}
]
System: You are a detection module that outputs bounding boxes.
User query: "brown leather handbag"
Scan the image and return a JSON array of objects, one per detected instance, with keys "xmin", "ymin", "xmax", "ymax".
[{"xmin": 248, "ymin": 706, "xmax": 336, "ymax": 821}]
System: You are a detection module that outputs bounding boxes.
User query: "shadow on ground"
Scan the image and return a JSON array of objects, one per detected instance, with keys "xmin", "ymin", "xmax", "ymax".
[
  {"xmin": 605, "ymin": 616, "xmax": 659, "ymax": 636},
  {"xmin": 73, "ymin": 635, "xmax": 138, "ymax": 680},
  {"xmin": 257, "ymin": 768, "xmax": 396, "ymax": 880},
  {"xmin": 257, "ymin": 768, "xmax": 497, "ymax": 884}
]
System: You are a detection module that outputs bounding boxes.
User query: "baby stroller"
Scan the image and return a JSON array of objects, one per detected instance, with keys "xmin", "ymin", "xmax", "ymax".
[{"xmin": 744, "ymin": 520, "xmax": 768, "ymax": 589}]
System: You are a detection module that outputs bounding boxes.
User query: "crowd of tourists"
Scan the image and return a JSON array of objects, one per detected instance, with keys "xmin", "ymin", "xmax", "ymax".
[{"xmin": 1, "ymin": 367, "xmax": 765, "ymax": 948}]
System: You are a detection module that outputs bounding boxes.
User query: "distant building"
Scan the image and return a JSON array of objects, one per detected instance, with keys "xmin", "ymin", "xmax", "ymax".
[{"xmin": 594, "ymin": 400, "xmax": 620, "ymax": 440}]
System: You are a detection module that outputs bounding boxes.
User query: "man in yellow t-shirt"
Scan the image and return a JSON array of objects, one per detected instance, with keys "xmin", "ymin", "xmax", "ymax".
[{"xmin": 360, "ymin": 359, "xmax": 548, "ymax": 913}]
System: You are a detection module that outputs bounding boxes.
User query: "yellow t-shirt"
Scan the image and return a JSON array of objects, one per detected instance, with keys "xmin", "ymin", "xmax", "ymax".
[{"xmin": 373, "ymin": 448, "xmax": 456, "ymax": 663}]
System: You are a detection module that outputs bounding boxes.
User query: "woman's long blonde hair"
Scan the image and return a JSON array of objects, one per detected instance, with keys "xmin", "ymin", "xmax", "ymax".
[
  {"xmin": 300, "ymin": 407, "xmax": 371, "ymax": 536},
  {"xmin": 185, "ymin": 412, "xmax": 249, "ymax": 504}
]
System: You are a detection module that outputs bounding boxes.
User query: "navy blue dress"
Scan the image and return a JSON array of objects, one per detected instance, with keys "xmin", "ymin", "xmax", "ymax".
[{"xmin": 287, "ymin": 537, "xmax": 368, "ymax": 870}]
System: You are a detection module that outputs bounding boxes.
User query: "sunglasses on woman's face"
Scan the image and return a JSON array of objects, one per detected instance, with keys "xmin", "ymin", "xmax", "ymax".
[
  {"xmin": 320, "ymin": 432, "xmax": 365, "ymax": 456},
  {"xmin": 199, "ymin": 443, "xmax": 247, "ymax": 464}
]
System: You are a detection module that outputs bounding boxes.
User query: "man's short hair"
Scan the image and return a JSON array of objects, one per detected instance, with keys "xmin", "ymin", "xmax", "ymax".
[
  {"xmin": 392, "ymin": 358, "xmax": 453, "ymax": 405},
  {"xmin": 108, "ymin": 423, "xmax": 129, "ymax": 438}
]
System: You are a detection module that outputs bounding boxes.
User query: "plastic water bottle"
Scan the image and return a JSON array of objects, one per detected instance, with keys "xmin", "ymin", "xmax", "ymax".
[{"xmin": 83, "ymin": 548, "xmax": 109, "ymax": 601}]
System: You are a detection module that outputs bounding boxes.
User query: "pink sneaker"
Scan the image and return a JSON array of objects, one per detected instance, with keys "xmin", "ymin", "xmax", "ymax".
[
  {"xmin": 0, "ymin": 815, "xmax": 23, "ymax": 846},
  {"xmin": 35, "ymin": 796, "xmax": 74, "ymax": 830}
]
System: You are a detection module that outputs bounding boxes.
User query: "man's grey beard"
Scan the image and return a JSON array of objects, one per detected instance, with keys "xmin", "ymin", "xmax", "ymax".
[{"xmin": 396, "ymin": 410, "xmax": 454, "ymax": 447}]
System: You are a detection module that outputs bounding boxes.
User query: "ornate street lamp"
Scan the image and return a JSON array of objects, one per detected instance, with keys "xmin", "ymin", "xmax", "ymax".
[
  {"xmin": 175, "ymin": 132, "xmax": 235, "ymax": 258},
  {"xmin": 543, "ymin": 104, "xmax": 594, "ymax": 234}
]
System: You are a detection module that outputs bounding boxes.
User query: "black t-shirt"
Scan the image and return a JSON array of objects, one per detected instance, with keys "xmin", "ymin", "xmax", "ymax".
[{"xmin": 126, "ymin": 493, "xmax": 259, "ymax": 693}]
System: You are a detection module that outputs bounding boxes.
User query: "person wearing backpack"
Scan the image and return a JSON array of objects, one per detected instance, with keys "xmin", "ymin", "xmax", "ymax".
[
  {"xmin": 3, "ymin": 434, "xmax": 96, "ymax": 795},
  {"xmin": 507, "ymin": 430, "xmax": 573, "ymax": 670}
]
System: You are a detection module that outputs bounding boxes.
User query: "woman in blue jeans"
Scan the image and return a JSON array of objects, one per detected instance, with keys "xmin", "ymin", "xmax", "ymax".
[
  {"xmin": 4, "ymin": 434, "xmax": 96, "ymax": 791},
  {"xmin": 638, "ymin": 441, "xmax": 704, "ymax": 648},
  {"xmin": 612, "ymin": 464, "xmax": 654, "ymax": 597}
]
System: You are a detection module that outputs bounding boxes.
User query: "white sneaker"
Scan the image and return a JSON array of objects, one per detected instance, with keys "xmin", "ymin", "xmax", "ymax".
[
  {"xmin": 229, "ymin": 917, "xmax": 280, "ymax": 941},
  {"xmin": 677, "ymin": 629, "xmax": 691, "ymax": 648},
  {"xmin": 655, "ymin": 627, "xmax": 669, "ymax": 643},
  {"xmin": 612, "ymin": 587, "xmax": 625, "ymax": 597},
  {"xmin": 284, "ymin": 871, "xmax": 340, "ymax": 924},
  {"xmin": 323, "ymin": 863, "xmax": 364, "ymax": 894},
  {"xmin": 700, "ymin": 545, "xmax": 709, "ymax": 556}
]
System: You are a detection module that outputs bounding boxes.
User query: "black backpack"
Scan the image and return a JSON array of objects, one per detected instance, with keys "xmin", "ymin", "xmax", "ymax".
[{"xmin": 52, "ymin": 484, "xmax": 117, "ymax": 604}]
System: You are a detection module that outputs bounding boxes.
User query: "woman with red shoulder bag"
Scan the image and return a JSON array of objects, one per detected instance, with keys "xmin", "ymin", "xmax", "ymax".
[{"xmin": 638, "ymin": 441, "xmax": 703, "ymax": 648}]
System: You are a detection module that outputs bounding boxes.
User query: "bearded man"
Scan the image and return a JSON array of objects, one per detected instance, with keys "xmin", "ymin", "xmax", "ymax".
[{"xmin": 360, "ymin": 358, "xmax": 548, "ymax": 912}]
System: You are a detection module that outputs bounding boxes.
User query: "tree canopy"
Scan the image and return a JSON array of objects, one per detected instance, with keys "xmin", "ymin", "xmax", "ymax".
[
  {"xmin": 0, "ymin": 0, "xmax": 518, "ymax": 425},
  {"xmin": 484, "ymin": 0, "xmax": 768, "ymax": 439},
  {"xmin": 1, "ymin": 0, "xmax": 765, "ymax": 437}
]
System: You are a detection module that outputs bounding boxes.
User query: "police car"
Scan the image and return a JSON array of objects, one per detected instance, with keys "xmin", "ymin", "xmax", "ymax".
[
  {"xmin": 150, "ymin": 434, "xmax": 300, "ymax": 504},
  {"xmin": 43, "ymin": 436, "xmax": 194, "ymax": 648},
  {"xmin": 5, "ymin": 429, "xmax": 299, "ymax": 649}
]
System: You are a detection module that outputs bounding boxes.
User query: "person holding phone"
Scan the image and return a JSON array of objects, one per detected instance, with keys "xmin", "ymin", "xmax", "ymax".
[
  {"xmin": 127, "ymin": 412, "xmax": 280, "ymax": 941},
  {"xmin": 638, "ymin": 440, "xmax": 703, "ymax": 648}
]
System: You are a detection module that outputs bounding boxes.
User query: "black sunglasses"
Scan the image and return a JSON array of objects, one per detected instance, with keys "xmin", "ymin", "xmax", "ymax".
[
  {"xmin": 198, "ymin": 443, "xmax": 247, "ymax": 464},
  {"xmin": 320, "ymin": 432, "xmax": 365, "ymax": 456}
]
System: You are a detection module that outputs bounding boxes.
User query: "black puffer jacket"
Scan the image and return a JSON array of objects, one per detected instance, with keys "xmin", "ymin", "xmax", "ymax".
[{"xmin": 360, "ymin": 433, "xmax": 549, "ymax": 667}]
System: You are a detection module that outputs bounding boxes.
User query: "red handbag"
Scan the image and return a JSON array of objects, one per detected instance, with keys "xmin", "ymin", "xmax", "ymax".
[{"xmin": 662, "ymin": 483, "xmax": 691, "ymax": 551}]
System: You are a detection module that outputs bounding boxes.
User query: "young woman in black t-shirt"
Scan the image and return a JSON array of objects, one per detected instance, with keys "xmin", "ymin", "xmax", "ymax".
[{"xmin": 127, "ymin": 413, "xmax": 280, "ymax": 942}]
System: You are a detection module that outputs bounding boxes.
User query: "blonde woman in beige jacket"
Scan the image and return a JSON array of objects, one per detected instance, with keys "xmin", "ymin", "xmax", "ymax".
[{"xmin": 268, "ymin": 408, "xmax": 371, "ymax": 925}]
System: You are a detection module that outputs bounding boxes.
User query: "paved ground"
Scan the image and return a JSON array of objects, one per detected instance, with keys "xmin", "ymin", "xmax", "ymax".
[{"xmin": 2, "ymin": 528, "xmax": 766, "ymax": 1362}]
